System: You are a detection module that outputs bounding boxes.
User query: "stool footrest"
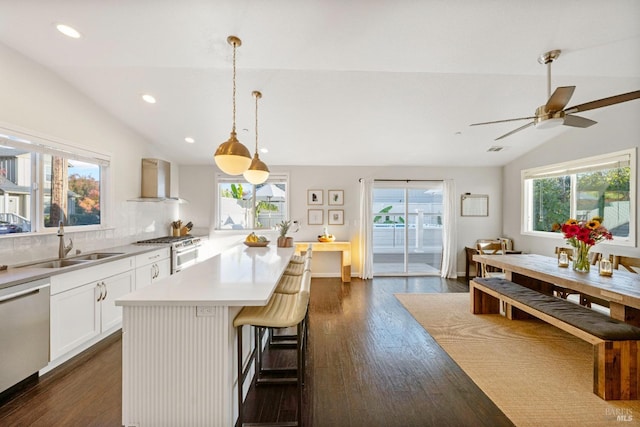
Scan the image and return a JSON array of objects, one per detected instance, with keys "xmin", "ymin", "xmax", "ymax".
[{"xmin": 257, "ymin": 377, "xmax": 298, "ymax": 385}]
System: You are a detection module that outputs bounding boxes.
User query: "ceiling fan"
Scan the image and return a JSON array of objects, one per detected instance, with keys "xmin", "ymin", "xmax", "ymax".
[{"xmin": 470, "ymin": 49, "xmax": 640, "ymax": 141}]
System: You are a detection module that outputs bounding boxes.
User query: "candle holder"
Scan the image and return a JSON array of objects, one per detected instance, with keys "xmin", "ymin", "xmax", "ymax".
[
  {"xmin": 599, "ymin": 258, "xmax": 613, "ymax": 277},
  {"xmin": 558, "ymin": 251, "xmax": 569, "ymax": 268}
]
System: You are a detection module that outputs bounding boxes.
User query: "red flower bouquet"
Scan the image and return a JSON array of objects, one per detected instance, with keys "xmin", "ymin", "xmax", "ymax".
[{"xmin": 560, "ymin": 217, "xmax": 612, "ymax": 272}]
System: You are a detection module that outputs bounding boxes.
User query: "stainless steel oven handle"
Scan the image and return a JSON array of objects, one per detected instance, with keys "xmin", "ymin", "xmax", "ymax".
[
  {"xmin": 176, "ymin": 245, "xmax": 199, "ymax": 255},
  {"xmin": 0, "ymin": 284, "xmax": 50, "ymax": 303}
]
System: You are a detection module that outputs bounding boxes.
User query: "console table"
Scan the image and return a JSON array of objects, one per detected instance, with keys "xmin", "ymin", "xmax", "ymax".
[{"xmin": 295, "ymin": 241, "xmax": 351, "ymax": 282}]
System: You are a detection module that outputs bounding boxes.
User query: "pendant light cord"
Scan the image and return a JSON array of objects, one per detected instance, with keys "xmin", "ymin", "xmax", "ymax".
[
  {"xmin": 232, "ymin": 40, "xmax": 237, "ymax": 134},
  {"xmin": 254, "ymin": 93, "xmax": 259, "ymax": 154}
]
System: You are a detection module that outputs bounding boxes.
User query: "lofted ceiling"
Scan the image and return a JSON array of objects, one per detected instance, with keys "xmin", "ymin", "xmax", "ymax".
[{"xmin": 0, "ymin": 0, "xmax": 638, "ymax": 167}]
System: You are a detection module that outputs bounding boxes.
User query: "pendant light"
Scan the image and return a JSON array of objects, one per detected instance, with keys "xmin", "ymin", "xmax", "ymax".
[
  {"xmin": 214, "ymin": 36, "xmax": 252, "ymax": 175},
  {"xmin": 243, "ymin": 90, "xmax": 270, "ymax": 184}
]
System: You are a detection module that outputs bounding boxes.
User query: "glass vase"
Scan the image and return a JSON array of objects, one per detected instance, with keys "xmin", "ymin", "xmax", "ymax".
[{"xmin": 573, "ymin": 243, "xmax": 592, "ymax": 273}]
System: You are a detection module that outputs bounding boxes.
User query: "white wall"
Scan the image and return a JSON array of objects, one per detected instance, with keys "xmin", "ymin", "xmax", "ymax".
[
  {"xmin": 503, "ymin": 103, "xmax": 640, "ymax": 259},
  {"xmin": 0, "ymin": 42, "xmax": 178, "ymax": 264},
  {"xmin": 180, "ymin": 164, "xmax": 504, "ymax": 277}
]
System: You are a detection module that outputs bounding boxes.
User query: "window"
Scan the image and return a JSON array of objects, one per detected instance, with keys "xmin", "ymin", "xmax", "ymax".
[
  {"xmin": 522, "ymin": 149, "xmax": 635, "ymax": 245},
  {"xmin": 216, "ymin": 174, "xmax": 289, "ymax": 230},
  {"xmin": 0, "ymin": 127, "xmax": 109, "ymax": 235}
]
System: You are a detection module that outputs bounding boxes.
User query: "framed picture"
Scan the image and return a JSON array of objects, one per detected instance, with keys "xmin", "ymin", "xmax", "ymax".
[
  {"xmin": 328, "ymin": 189, "xmax": 344, "ymax": 206},
  {"xmin": 328, "ymin": 209, "xmax": 344, "ymax": 225},
  {"xmin": 307, "ymin": 189, "xmax": 323, "ymax": 205},
  {"xmin": 308, "ymin": 209, "xmax": 324, "ymax": 225}
]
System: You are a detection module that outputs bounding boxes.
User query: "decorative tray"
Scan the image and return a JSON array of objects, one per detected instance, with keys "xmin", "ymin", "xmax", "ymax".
[
  {"xmin": 317, "ymin": 236, "xmax": 335, "ymax": 243},
  {"xmin": 244, "ymin": 241, "xmax": 270, "ymax": 247}
]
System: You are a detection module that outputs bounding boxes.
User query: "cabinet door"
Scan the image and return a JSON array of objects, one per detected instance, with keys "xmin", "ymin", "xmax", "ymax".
[
  {"xmin": 153, "ymin": 258, "xmax": 171, "ymax": 282},
  {"xmin": 101, "ymin": 271, "xmax": 134, "ymax": 331},
  {"xmin": 136, "ymin": 257, "xmax": 171, "ymax": 289},
  {"xmin": 135, "ymin": 264, "xmax": 153, "ymax": 290},
  {"xmin": 50, "ymin": 283, "xmax": 100, "ymax": 361}
]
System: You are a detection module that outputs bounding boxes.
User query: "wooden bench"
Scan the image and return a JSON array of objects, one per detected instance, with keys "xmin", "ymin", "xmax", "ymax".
[{"xmin": 470, "ymin": 277, "xmax": 640, "ymax": 400}]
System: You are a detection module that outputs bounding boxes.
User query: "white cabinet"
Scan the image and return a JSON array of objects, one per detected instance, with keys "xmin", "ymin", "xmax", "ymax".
[
  {"xmin": 50, "ymin": 258, "xmax": 134, "ymax": 362},
  {"xmin": 50, "ymin": 281, "xmax": 100, "ymax": 360},
  {"xmin": 135, "ymin": 247, "xmax": 171, "ymax": 290}
]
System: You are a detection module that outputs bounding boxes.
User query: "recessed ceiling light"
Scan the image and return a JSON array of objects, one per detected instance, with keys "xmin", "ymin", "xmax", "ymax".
[
  {"xmin": 260, "ymin": 147, "xmax": 268, "ymax": 154},
  {"xmin": 56, "ymin": 24, "xmax": 82, "ymax": 39},
  {"xmin": 185, "ymin": 137, "xmax": 195, "ymax": 144},
  {"xmin": 141, "ymin": 94, "xmax": 156, "ymax": 104}
]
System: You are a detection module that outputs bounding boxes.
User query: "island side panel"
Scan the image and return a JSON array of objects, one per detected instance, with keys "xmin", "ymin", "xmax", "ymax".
[{"xmin": 121, "ymin": 305, "xmax": 233, "ymax": 426}]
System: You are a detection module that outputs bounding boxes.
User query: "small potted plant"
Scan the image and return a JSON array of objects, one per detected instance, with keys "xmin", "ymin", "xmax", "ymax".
[{"xmin": 276, "ymin": 220, "xmax": 298, "ymax": 247}]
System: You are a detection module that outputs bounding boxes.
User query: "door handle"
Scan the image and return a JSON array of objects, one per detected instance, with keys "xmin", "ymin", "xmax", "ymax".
[
  {"xmin": 96, "ymin": 282, "xmax": 107, "ymax": 302},
  {"xmin": 0, "ymin": 284, "xmax": 49, "ymax": 303}
]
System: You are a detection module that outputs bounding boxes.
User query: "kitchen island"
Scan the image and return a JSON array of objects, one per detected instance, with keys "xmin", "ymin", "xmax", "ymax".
[{"xmin": 116, "ymin": 243, "xmax": 295, "ymax": 427}]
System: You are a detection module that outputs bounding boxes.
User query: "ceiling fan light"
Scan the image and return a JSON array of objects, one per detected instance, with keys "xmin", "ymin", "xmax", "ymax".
[
  {"xmin": 214, "ymin": 131, "xmax": 252, "ymax": 175},
  {"xmin": 243, "ymin": 153, "xmax": 270, "ymax": 184},
  {"xmin": 535, "ymin": 117, "xmax": 564, "ymax": 129}
]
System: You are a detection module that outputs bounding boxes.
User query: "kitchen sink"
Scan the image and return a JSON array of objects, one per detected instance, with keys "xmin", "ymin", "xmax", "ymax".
[
  {"xmin": 71, "ymin": 252, "xmax": 124, "ymax": 261},
  {"xmin": 16, "ymin": 252, "xmax": 124, "ymax": 269},
  {"xmin": 26, "ymin": 259, "xmax": 90, "ymax": 269}
]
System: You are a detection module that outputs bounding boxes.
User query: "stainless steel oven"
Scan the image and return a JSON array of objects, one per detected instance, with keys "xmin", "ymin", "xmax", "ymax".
[
  {"xmin": 137, "ymin": 235, "xmax": 202, "ymax": 274},
  {"xmin": 172, "ymin": 238, "xmax": 200, "ymax": 273}
]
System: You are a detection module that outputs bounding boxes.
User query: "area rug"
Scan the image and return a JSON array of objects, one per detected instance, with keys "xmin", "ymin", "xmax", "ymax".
[{"xmin": 395, "ymin": 292, "xmax": 640, "ymax": 426}]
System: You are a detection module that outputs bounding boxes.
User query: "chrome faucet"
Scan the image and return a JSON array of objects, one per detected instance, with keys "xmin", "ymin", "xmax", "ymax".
[{"xmin": 57, "ymin": 221, "xmax": 73, "ymax": 259}]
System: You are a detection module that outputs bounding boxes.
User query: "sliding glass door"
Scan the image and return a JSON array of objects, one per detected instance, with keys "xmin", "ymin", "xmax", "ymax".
[{"xmin": 372, "ymin": 181, "xmax": 443, "ymax": 275}]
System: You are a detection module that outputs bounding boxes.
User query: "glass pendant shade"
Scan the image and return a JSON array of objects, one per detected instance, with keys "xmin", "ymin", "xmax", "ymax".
[
  {"xmin": 214, "ymin": 131, "xmax": 252, "ymax": 175},
  {"xmin": 243, "ymin": 153, "xmax": 270, "ymax": 184}
]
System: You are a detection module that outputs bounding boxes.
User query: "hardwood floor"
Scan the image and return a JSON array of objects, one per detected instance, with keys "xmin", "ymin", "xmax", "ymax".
[{"xmin": 0, "ymin": 276, "xmax": 513, "ymax": 426}]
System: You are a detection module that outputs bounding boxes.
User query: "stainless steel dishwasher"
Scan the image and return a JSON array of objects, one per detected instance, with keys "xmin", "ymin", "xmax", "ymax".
[{"xmin": 0, "ymin": 278, "xmax": 50, "ymax": 393}]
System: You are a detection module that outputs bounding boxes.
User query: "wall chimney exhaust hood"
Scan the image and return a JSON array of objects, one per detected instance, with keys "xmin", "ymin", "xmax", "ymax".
[{"xmin": 129, "ymin": 158, "xmax": 187, "ymax": 203}]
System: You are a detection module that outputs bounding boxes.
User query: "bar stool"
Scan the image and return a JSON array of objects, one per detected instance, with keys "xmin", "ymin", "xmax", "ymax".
[
  {"xmin": 290, "ymin": 244, "xmax": 313, "ymax": 264},
  {"xmin": 234, "ymin": 274, "xmax": 311, "ymax": 426},
  {"xmin": 271, "ymin": 256, "xmax": 312, "ymax": 346}
]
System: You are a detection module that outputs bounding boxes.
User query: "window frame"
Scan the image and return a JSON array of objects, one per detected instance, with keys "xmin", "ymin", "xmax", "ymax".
[
  {"xmin": 520, "ymin": 148, "xmax": 636, "ymax": 247},
  {"xmin": 215, "ymin": 172, "xmax": 290, "ymax": 231},
  {"xmin": 0, "ymin": 125, "xmax": 111, "ymax": 237}
]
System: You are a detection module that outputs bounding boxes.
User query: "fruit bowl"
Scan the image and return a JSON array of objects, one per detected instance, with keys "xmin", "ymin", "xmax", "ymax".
[
  {"xmin": 317, "ymin": 236, "xmax": 335, "ymax": 243},
  {"xmin": 244, "ymin": 241, "xmax": 270, "ymax": 247}
]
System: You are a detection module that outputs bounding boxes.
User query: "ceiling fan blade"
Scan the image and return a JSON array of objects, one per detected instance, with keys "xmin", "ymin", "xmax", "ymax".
[
  {"xmin": 495, "ymin": 121, "xmax": 535, "ymax": 140},
  {"xmin": 545, "ymin": 86, "xmax": 575, "ymax": 112},
  {"xmin": 470, "ymin": 116, "xmax": 536, "ymax": 126},
  {"xmin": 563, "ymin": 115, "xmax": 597, "ymax": 128},
  {"xmin": 564, "ymin": 90, "xmax": 640, "ymax": 114}
]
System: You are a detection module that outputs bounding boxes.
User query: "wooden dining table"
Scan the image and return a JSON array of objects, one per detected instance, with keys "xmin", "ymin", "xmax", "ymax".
[{"xmin": 472, "ymin": 253, "xmax": 640, "ymax": 326}]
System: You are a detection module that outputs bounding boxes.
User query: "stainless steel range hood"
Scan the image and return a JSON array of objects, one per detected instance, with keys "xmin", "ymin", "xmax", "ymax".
[
  {"xmin": 142, "ymin": 158, "xmax": 170, "ymax": 199},
  {"xmin": 130, "ymin": 158, "xmax": 186, "ymax": 202}
]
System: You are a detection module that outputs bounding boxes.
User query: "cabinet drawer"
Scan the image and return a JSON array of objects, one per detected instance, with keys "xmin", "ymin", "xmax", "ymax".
[
  {"xmin": 50, "ymin": 257, "xmax": 134, "ymax": 295},
  {"xmin": 135, "ymin": 248, "xmax": 170, "ymax": 267}
]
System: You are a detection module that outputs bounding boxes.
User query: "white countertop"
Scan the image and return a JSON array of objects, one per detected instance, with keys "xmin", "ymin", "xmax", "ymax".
[
  {"xmin": 0, "ymin": 243, "xmax": 166, "ymax": 290},
  {"xmin": 116, "ymin": 244, "xmax": 295, "ymax": 307}
]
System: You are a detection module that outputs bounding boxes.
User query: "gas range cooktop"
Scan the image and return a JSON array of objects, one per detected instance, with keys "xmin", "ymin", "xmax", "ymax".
[
  {"xmin": 137, "ymin": 235, "xmax": 195, "ymax": 244},
  {"xmin": 136, "ymin": 235, "xmax": 202, "ymax": 250}
]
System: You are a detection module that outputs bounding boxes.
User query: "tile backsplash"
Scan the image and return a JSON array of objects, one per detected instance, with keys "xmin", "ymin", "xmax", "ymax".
[{"xmin": 0, "ymin": 201, "xmax": 179, "ymax": 265}]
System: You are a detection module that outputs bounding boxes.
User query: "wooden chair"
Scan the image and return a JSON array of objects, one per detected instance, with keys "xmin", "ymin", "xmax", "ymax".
[
  {"xmin": 476, "ymin": 241, "xmax": 506, "ymax": 278},
  {"xmin": 554, "ymin": 247, "xmax": 579, "ymax": 300},
  {"xmin": 613, "ymin": 255, "xmax": 640, "ymax": 274},
  {"xmin": 554, "ymin": 247, "xmax": 607, "ymax": 307}
]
